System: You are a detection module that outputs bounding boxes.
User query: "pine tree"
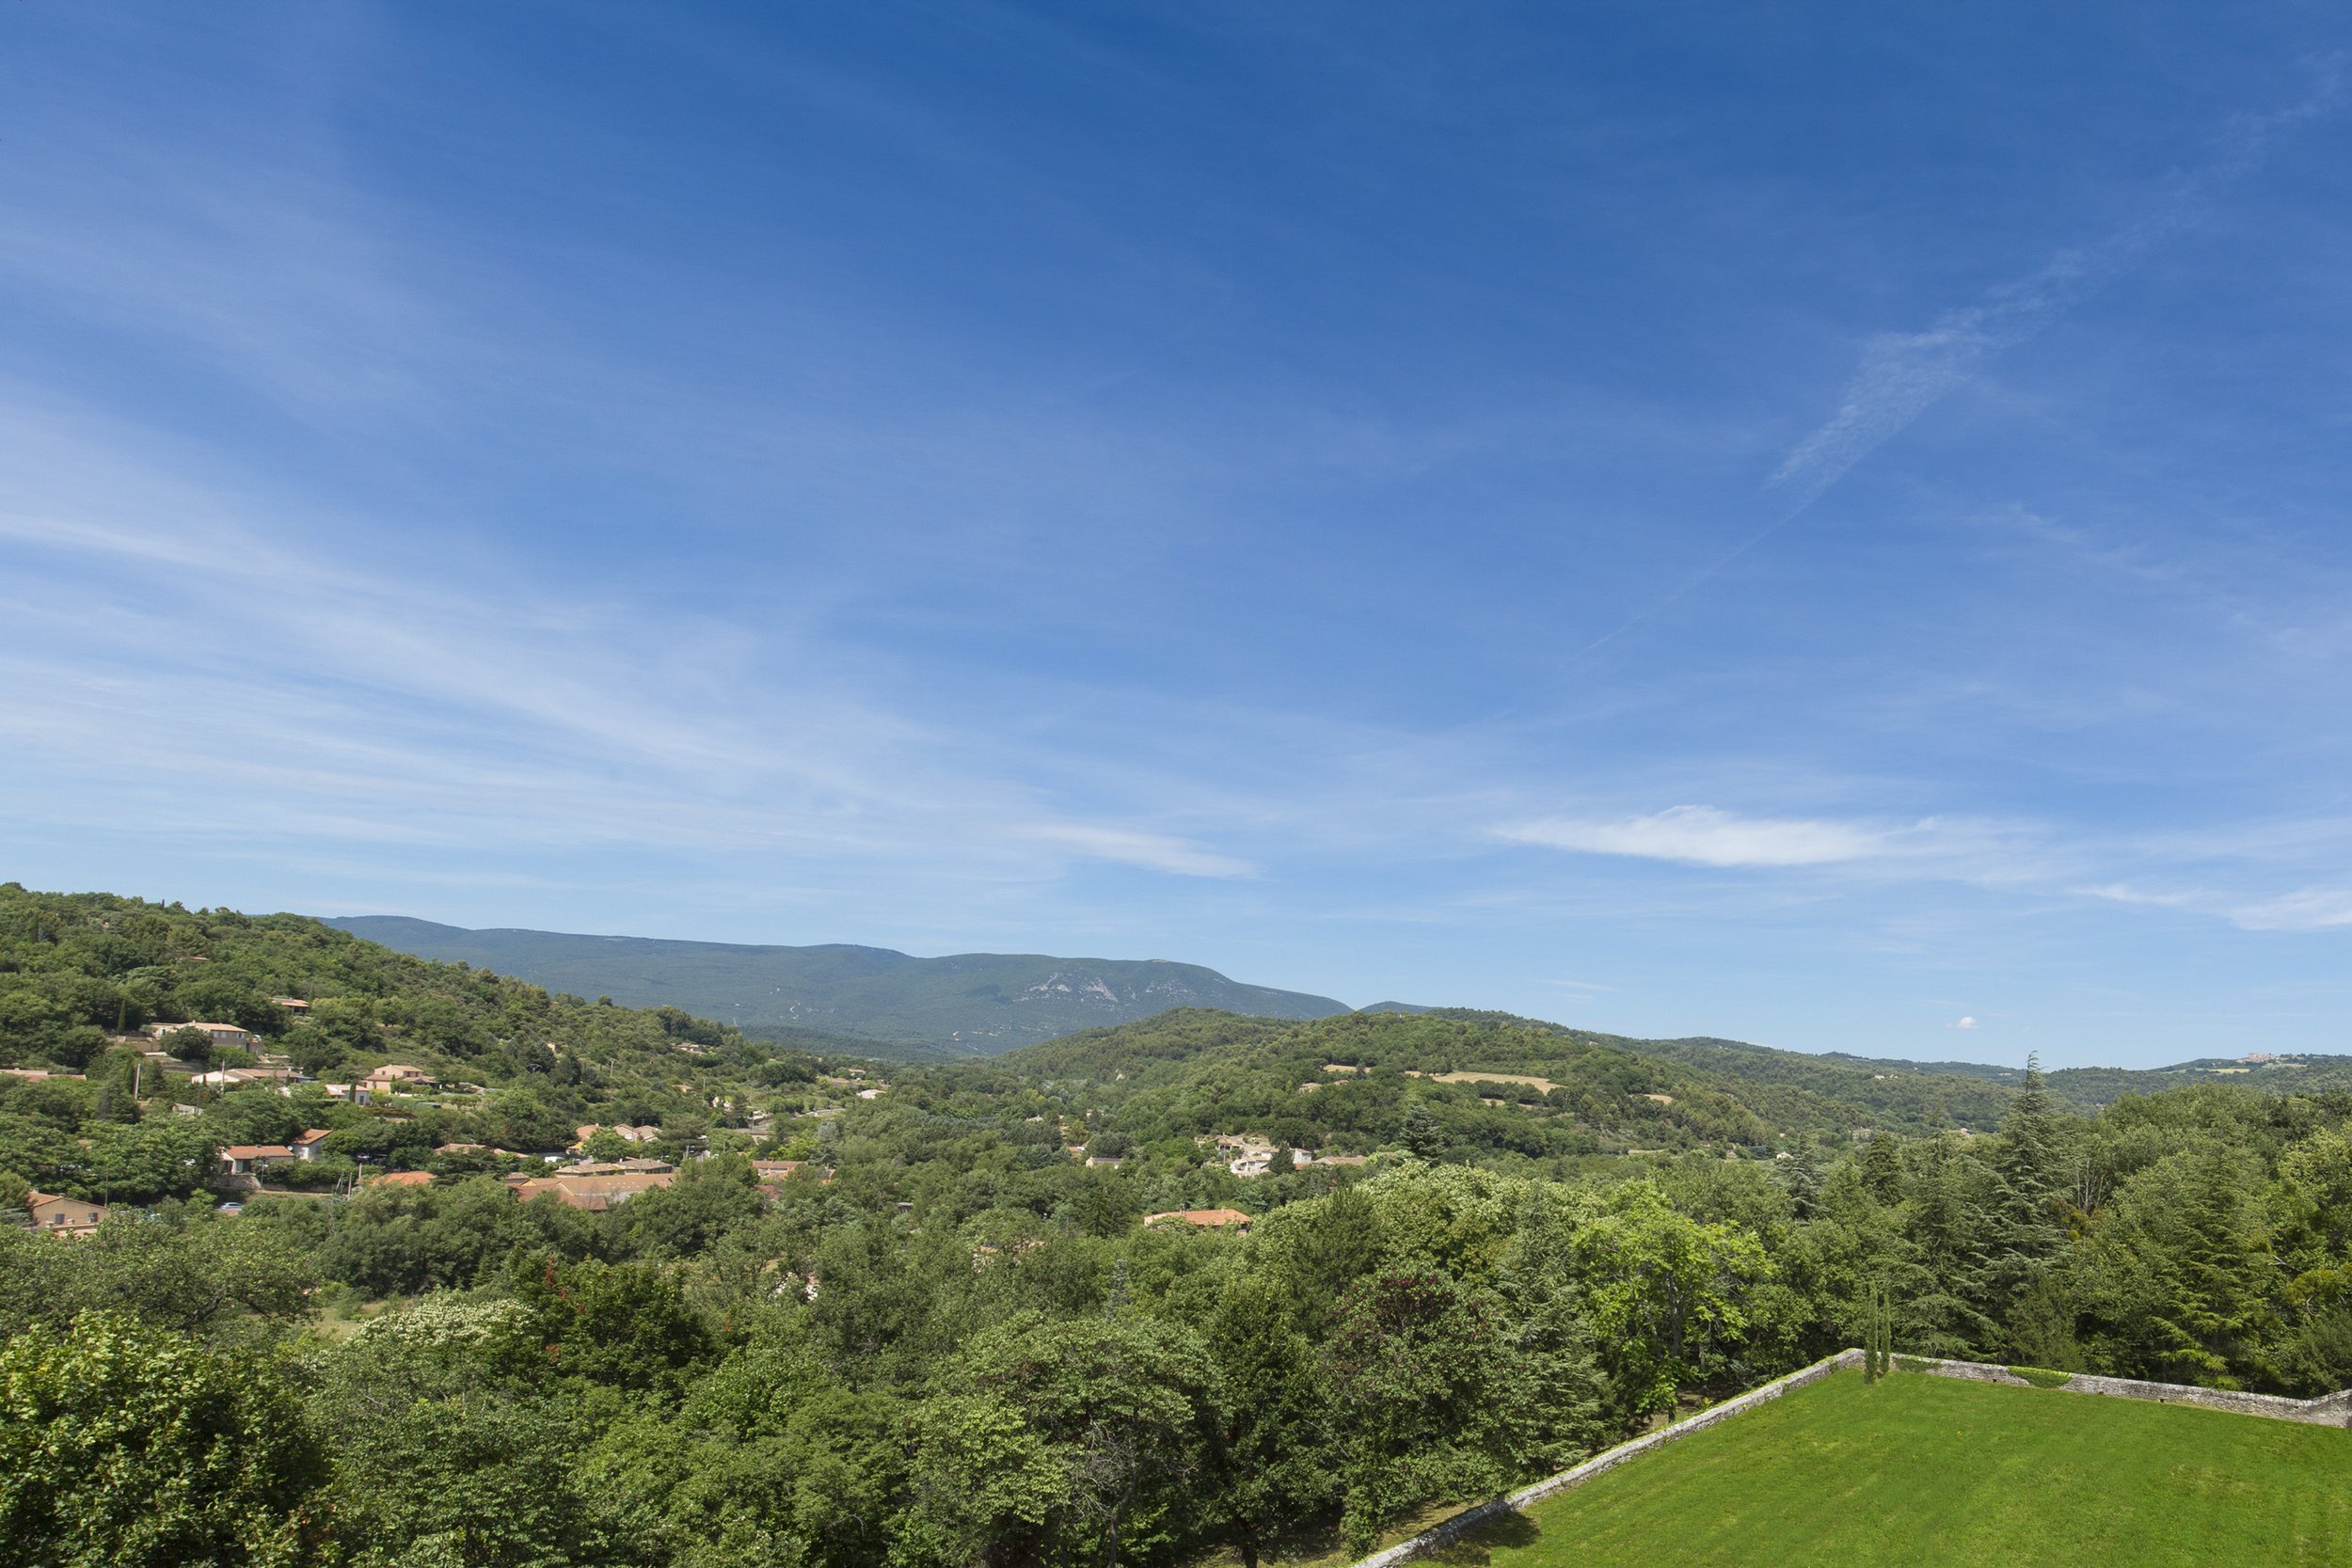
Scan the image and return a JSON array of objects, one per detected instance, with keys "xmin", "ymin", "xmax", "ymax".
[
  {"xmin": 1984, "ymin": 1053, "xmax": 2069, "ymax": 1354},
  {"xmin": 1904, "ymin": 1133, "xmax": 2001, "ymax": 1355},
  {"xmin": 1859, "ymin": 1132, "xmax": 1904, "ymax": 1205},
  {"xmin": 1400, "ymin": 1102, "xmax": 1444, "ymax": 1159}
]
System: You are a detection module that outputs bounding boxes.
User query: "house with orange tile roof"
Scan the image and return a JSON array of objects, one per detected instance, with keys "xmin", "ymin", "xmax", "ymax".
[
  {"xmin": 25, "ymin": 1191, "xmax": 107, "ymax": 1236},
  {"xmin": 509, "ymin": 1170, "xmax": 673, "ymax": 1212},
  {"xmin": 218, "ymin": 1144, "xmax": 295, "ymax": 1178}
]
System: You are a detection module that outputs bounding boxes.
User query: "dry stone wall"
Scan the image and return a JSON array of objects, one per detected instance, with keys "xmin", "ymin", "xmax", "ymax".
[
  {"xmin": 1350, "ymin": 1350, "xmax": 1865, "ymax": 1568},
  {"xmin": 1904, "ymin": 1354, "xmax": 2352, "ymax": 1426},
  {"xmin": 1346, "ymin": 1349, "xmax": 2352, "ymax": 1568}
]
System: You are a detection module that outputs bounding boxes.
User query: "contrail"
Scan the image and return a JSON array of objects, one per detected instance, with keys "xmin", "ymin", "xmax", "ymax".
[{"xmin": 1562, "ymin": 62, "xmax": 2344, "ymax": 667}]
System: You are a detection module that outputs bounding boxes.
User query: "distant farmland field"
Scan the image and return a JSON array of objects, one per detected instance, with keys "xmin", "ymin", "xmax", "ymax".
[
  {"xmin": 1430, "ymin": 1071, "xmax": 1561, "ymax": 1091},
  {"xmin": 1454, "ymin": 1370, "xmax": 2352, "ymax": 1567}
]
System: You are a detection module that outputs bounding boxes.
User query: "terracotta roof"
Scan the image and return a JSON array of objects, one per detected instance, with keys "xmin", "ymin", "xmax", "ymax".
[
  {"xmin": 511, "ymin": 1171, "xmax": 675, "ymax": 1211},
  {"xmin": 369, "ymin": 1170, "xmax": 435, "ymax": 1186},
  {"xmin": 24, "ymin": 1191, "xmax": 106, "ymax": 1227},
  {"xmin": 293, "ymin": 1129, "xmax": 333, "ymax": 1146},
  {"xmin": 222, "ymin": 1145, "xmax": 294, "ymax": 1160}
]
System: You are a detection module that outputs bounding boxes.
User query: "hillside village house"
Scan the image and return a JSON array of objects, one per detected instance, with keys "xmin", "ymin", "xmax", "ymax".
[
  {"xmin": 218, "ymin": 1144, "xmax": 295, "ymax": 1178},
  {"xmin": 509, "ymin": 1170, "xmax": 674, "ymax": 1212},
  {"xmin": 573, "ymin": 1122, "xmax": 663, "ymax": 1148},
  {"xmin": 26, "ymin": 1191, "xmax": 108, "ymax": 1236},
  {"xmin": 361, "ymin": 1064, "xmax": 437, "ymax": 1097},
  {"xmin": 145, "ymin": 1021, "xmax": 258, "ymax": 1052},
  {"xmin": 292, "ymin": 1129, "xmax": 334, "ymax": 1160},
  {"xmin": 194, "ymin": 1064, "xmax": 297, "ymax": 1088}
]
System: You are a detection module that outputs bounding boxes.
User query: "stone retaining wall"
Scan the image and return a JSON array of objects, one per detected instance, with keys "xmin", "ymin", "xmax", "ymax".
[
  {"xmin": 1349, "ymin": 1350, "xmax": 1864, "ymax": 1568},
  {"xmin": 1344, "ymin": 1350, "xmax": 2352, "ymax": 1568},
  {"xmin": 1904, "ymin": 1354, "xmax": 2352, "ymax": 1426}
]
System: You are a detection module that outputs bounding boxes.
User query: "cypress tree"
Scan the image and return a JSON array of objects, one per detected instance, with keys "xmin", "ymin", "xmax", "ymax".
[{"xmin": 1863, "ymin": 1277, "xmax": 1894, "ymax": 1383}]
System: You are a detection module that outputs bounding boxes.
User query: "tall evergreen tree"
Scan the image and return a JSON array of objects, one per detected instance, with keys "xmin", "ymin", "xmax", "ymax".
[
  {"xmin": 1858, "ymin": 1132, "xmax": 1904, "ymax": 1206},
  {"xmin": 1983, "ymin": 1054, "xmax": 2069, "ymax": 1355},
  {"xmin": 1902, "ymin": 1134, "xmax": 2000, "ymax": 1356}
]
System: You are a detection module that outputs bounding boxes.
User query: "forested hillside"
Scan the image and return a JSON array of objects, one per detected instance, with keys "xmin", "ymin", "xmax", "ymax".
[
  {"xmin": 984, "ymin": 1006, "xmax": 2018, "ymax": 1156},
  {"xmin": 10, "ymin": 1019, "xmax": 2352, "ymax": 1566},
  {"xmin": 328, "ymin": 916, "xmax": 1350, "ymax": 1051},
  {"xmin": 0, "ymin": 886, "xmax": 851, "ymax": 1203},
  {"xmin": 11, "ymin": 888, "xmax": 2352, "ymax": 1568}
]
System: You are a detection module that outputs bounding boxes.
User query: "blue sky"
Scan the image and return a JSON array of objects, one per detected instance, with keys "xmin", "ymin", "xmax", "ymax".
[{"xmin": 5, "ymin": 4, "xmax": 2351, "ymax": 1067}]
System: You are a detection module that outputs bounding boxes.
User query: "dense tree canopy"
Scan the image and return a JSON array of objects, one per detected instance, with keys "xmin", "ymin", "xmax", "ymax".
[{"xmin": 8, "ymin": 890, "xmax": 2352, "ymax": 1568}]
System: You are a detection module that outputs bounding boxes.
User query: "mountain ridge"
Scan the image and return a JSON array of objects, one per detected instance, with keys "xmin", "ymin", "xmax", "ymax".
[
  {"xmin": 324, "ymin": 916, "xmax": 1352, "ymax": 1053},
  {"xmin": 319, "ymin": 919, "xmax": 2352, "ymax": 1098}
]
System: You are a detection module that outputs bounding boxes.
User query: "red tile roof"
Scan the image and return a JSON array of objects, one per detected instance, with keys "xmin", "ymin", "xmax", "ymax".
[{"xmin": 511, "ymin": 1171, "xmax": 675, "ymax": 1211}]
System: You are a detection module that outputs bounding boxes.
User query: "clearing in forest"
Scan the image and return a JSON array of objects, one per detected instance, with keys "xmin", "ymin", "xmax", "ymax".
[
  {"xmin": 1431, "ymin": 1071, "xmax": 1559, "ymax": 1091},
  {"xmin": 1443, "ymin": 1369, "xmax": 2352, "ymax": 1567}
]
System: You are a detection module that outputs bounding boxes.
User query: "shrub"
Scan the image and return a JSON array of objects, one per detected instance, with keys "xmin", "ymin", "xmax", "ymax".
[
  {"xmin": 2007, "ymin": 1365, "xmax": 2074, "ymax": 1389},
  {"xmin": 271, "ymin": 1159, "xmax": 350, "ymax": 1192}
]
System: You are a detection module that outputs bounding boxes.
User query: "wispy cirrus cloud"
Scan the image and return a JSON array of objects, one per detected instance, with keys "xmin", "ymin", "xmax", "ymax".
[
  {"xmin": 1564, "ymin": 66, "xmax": 2347, "ymax": 672},
  {"xmin": 1500, "ymin": 805, "xmax": 1888, "ymax": 868},
  {"xmin": 0, "ymin": 393, "xmax": 1263, "ymax": 891},
  {"xmin": 2225, "ymin": 891, "xmax": 2352, "ymax": 931},
  {"xmin": 2072, "ymin": 878, "xmax": 2352, "ymax": 934},
  {"xmin": 1771, "ymin": 65, "xmax": 2344, "ymax": 515},
  {"xmin": 1502, "ymin": 805, "xmax": 2352, "ymax": 934},
  {"xmin": 1020, "ymin": 823, "xmax": 1255, "ymax": 879}
]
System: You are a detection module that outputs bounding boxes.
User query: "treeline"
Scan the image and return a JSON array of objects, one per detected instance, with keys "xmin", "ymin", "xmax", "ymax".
[{"xmin": 9, "ymin": 1055, "xmax": 2352, "ymax": 1568}]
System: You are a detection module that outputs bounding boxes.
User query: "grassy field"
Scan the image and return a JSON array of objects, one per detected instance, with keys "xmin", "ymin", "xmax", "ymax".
[{"xmin": 1442, "ymin": 1369, "xmax": 2352, "ymax": 1567}]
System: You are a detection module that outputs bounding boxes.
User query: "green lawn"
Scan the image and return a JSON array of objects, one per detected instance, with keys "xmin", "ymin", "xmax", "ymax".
[{"xmin": 1443, "ymin": 1369, "xmax": 2352, "ymax": 1568}]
